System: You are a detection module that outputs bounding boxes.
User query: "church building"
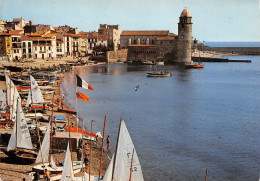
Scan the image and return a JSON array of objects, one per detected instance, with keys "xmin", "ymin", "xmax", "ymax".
[{"xmin": 120, "ymin": 8, "xmax": 193, "ymax": 64}]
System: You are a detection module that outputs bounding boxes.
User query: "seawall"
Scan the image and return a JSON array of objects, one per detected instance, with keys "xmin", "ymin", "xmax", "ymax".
[{"xmin": 210, "ymin": 47, "xmax": 260, "ymax": 55}]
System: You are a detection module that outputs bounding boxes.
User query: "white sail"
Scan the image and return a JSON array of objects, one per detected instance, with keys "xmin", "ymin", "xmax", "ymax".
[
  {"xmin": 30, "ymin": 75, "xmax": 44, "ymax": 104},
  {"xmin": 7, "ymin": 119, "xmax": 17, "ymax": 150},
  {"xmin": 61, "ymin": 143, "xmax": 75, "ymax": 181},
  {"xmin": 26, "ymin": 90, "xmax": 31, "ymax": 108},
  {"xmin": 103, "ymin": 154, "xmax": 114, "ymax": 181},
  {"xmin": 7, "ymin": 98, "xmax": 33, "ymax": 150},
  {"xmin": 0, "ymin": 87, "xmax": 6, "ymax": 112},
  {"xmin": 5, "ymin": 73, "xmax": 13, "ymax": 106},
  {"xmin": 5, "ymin": 74, "xmax": 20, "ymax": 122},
  {"xmin": 111, "ymin": 120, "xmax": 144, "ymax": 181},
  {"xmin": 35, "ymin": 123, "xmax": 51, "ymax": 163}
]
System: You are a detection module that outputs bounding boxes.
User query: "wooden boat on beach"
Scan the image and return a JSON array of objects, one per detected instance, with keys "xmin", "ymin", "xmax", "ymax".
[{"xmin": 2, "ymin": 98, "xmax": 37, "ymax": 162}]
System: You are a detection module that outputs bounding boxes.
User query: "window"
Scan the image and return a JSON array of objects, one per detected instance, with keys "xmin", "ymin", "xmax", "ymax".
[
  {"xmin": 23, "ymin": 42, "xmax": 26, "ymax": 47},
  {"xmin": 40, "ymin": 47, "xmax": 42, "ymax": 51},
  {"xmin": 17, "ymin": 50, "xmax": 19, "ymax": 53},
  {"xmin": 29, "ymin": 49, "xmax": 31, "ymax": 53},
  {"xmin": 49, "ymin": 47, "xmax": 51, "ymax": 50},
  {"xmin": 14, "ymin": 50, "xmax": 16, "ymax": 53},
  {"xmin": 35, "ymin": 47, "xmax": 37, "ymax": 51},
  {"xmin": 28, "ymin": 42, "xmax": 31, "ymax": 47}
]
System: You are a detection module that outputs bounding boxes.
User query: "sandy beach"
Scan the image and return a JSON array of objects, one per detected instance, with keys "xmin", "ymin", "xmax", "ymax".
[{"xmin": 0, "ymin": 58, "xmax": 110, "ymax": 181}]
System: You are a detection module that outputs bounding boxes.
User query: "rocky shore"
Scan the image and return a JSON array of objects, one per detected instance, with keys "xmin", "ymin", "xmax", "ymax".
[{"xmin": 0, "ymin": 57, "xmax": 109, "ymax": 181}]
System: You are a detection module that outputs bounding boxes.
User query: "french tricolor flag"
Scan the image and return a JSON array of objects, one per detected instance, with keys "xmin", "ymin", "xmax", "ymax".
[{"xmin": 76, "ymin": 74, "xmax": 94, "ymax": 90}]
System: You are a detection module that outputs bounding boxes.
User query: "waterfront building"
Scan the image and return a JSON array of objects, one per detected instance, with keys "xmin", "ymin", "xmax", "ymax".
[
  {"xmin": 10, "ymin": 30, "xmax": 23, "ymax": 61},
  {"xmin": 98, "ymin": 24, "xmax": 120, "ymax": 50},
  {"xmin": 21, "ymin": 35, "xmax": 33, "ymax": 59},
  {"xmin": 5, "ymin": 18, "xmax": 28, "ymax": 30},
  {"xmin": 119, "ymin": 8, "xmax": 193, "ymax": 63},
  {"xmin": 0, "ymin": 21, "xmax": 6, "ymax": 32},
  {"xmin": 63, "ymin": 34, "xmax": 86, "ymax": 57},
  {"xmin": 0, "ymin": 32, "xmax": 12, "ymax": 61},
  {"xmin": 88, "ymin": 32, "xmax": 108, "ymax": 55}
]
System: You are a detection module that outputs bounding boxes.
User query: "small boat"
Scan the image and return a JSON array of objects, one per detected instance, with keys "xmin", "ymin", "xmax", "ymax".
[
  {"xmin": 147, "ymin": 71, "xmax": 172, "ymax": 77},
  {"xmin": 185, "ymin": 63, "xmax": 204, "ymax": 68},
  {"xmin": 57, "ymin": 108, "xmax": 77, "ymax": 115},
  {"xmin": 142, "ymin": 61, "xmax": 156, "ymax": 65},
  {"xmin": 156, "ymin": 61, "xmax": 164, "ymax": 65}
]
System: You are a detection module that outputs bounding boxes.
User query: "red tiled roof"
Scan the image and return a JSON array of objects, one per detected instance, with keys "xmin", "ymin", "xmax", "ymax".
[
  {"xmin": 21, "ymin": 35, "xmax": 31, "ymax": 41},
  {"xmin": 43, "ymin": 33, "xmax": 57, "ymax": 38},
  {"xmin": 63, "ymin": 34, "xmax": 85, "ymax": 38},
  {"xmin": 30, "ymin": 30, "xmax": 50, "ymax": 37},
  {"xmin": 9, "ymin": 30, "xmax": 24, "ymax": 35},
  {"xmin": 88, "ymin": 35, "xmax": 108, "ymax": 40},
  {"xmin": 0, "ymin": 32, "xmax": 11, "ymax": 36},
  {"xmin": 121, "ymin": 31, "xmax": 169, "ymax": 36}
]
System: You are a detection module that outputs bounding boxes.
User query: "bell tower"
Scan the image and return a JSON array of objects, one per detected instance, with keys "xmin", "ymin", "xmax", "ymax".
[{"xmin": 177, "ymin": 8, "xmax": 192, "ymax": 63}]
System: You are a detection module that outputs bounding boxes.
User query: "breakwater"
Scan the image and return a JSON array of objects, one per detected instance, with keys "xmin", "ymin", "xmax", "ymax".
[
  {"xmin": 206, "ymin": 47, "xmax": 260, "ymax": 55},
  {"xmin": 192, "ymin": 57, "xmax": 252, "ymax": 63}
]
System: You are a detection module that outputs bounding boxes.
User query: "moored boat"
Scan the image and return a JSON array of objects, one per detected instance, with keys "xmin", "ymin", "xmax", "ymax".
[
  {"xmin": 185, "ymin": 63, "xmax": 204, "ymax": 68},
  {"xmin": 147, "ymin": 71, "xmax": 172, "ymax": 77}
]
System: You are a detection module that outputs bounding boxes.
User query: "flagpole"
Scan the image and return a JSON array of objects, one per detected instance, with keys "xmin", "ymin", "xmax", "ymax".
[
  {"xmin": 89, "ymin": 120, "xmax": 94, "ymax": 181},
  {"xmin": 75, "ymin": 74, "xmax": 79, "ymax": 132},
  {"xmin": 98, "ymin": 115, "xmax": 107, "ymax": 181}
]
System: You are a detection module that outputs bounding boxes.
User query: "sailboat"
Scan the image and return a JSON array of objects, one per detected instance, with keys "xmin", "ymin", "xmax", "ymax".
[
  {"xmin": 32, "ymin": 124, "xmax": 84, "ymax": 175},
  {"xmin": 52, "ymin": 142, "xmax": 94, "ymax": 181},
  {"xmin": 2, "ymin": 97, "xmax": 37, "ymax": 161},
  {"xmin": 103, "ymin": 119, "xmax": 144, "ymax": 181}
]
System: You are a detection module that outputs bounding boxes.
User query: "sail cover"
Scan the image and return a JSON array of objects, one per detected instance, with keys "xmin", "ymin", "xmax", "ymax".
[
  {"xmin": 7, "ymin": 98, "xmax": 33, "ymax": 150},
  {"xmin": 105, "ymin": 120, "xmax": 144, "ymax": 181},
  {"xmin": 30, "ymin": 75, "xmax": 44, "ymax": 104},
  {"xmin": 61, "ymin": 143, "xmax": 75, "ymax": 181}
]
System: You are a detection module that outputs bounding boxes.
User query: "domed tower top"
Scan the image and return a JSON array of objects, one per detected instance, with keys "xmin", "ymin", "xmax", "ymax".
[{"xmin": 180, "ymin": 8, "xmax": 191, "ymax": 18}]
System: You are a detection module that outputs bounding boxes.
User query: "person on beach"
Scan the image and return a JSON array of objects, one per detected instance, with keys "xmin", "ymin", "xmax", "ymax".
[
  {"xmin": 77, "ymin": 148, "xmax": 82, "ymax": 161},
  {"xmin": 107, "ymin": 135, "xmax": 111, "ymax": 150}
]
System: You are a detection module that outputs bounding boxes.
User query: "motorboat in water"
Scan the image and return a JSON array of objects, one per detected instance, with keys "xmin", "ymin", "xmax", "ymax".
[{"xmin": 185, "ymin": 63, "xmax": 204, "ymax": 68}]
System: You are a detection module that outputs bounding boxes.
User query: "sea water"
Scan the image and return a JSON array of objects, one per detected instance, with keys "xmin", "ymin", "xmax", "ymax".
[{"xmin": 62, "ymin": 55, "xmax": 260, "ymax": 181}]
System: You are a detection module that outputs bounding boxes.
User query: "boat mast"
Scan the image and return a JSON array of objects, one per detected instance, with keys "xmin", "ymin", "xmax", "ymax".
[
  {"xmin": 112, "ymin": 118, "xmax": 123, "ymax": 180},
  {"xmin": 129, "ymin": 148, "xmax": 135, "ymax": 181},
  {"xmin": 49, "ymin": 92, "xmax": 55, "ymax": 165},
  {"xmin": 98, "ymin": 115, "xmax": 107, "ymax": 181}
]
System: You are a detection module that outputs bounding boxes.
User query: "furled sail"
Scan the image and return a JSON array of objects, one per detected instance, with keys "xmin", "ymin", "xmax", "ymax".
[
  {"xmin": 0, "ymin": 86, "xmax": 6, "ymax": 112},
  {"xmin": 104, "ymin": 120, "xmax": 144, "ymax": 181},
  {"xmin": 61, "ymin": 143, "xmax": 75, "ymax": 181},
  {"xmin": 7, "ymin": 98, "xmax": 33, "ymax": 150},
  {"xmin": 30, "ymin": 75, "xmax": 44, "ymax": 104}
]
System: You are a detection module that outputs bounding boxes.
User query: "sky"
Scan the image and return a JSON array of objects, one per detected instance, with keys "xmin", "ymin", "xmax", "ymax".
[{"xmin": 0, "ymin": 0, "xmax": 259, "ymax": 41}]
